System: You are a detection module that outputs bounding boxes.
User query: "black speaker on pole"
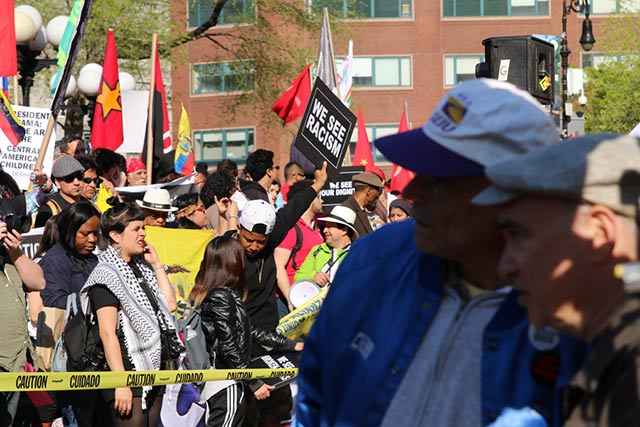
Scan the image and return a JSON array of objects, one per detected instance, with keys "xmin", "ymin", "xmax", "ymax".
[{"xmin": 476, "ymin": 36, "xmax": 555, "ymax": 105}]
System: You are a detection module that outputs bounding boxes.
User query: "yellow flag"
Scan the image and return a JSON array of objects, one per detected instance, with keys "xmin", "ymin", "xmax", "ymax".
[{"xmin": 174, "ymin": 104, "xmax": 194, "ymax": 175}]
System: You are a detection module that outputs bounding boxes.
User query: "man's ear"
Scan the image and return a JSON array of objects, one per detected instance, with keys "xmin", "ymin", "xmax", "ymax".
[{"xmin": 587, "ymin": 205, "xmax": 617, "ymax": 261}]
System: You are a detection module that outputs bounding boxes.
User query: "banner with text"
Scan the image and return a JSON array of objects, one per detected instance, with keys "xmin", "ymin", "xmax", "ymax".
[
  {"xmin": 294, "ymin": 77, "xmax": 356, "ymax": 172},
  {"xmin": 319, "ymin": 166, "xmax": 364, "ymax": 212},
  {"xmin": 0, "ymin": 106, "xmax": 55, "ymax": 190}
]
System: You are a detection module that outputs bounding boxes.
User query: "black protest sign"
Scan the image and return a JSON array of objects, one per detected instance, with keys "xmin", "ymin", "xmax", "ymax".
[
  {"xmin": 294, "ymin": 77, "xmax": 356, "ymax": 172},
  {"xmin": 21, "ymin": 228, "xmax": 44, "ymax": 260},
  {"xmin": 250, "ymin": 351, "xmax": 300, "ymax": 389},
  {"xmin": 319, "ymin": 165, "xmax": 364, "ymax": 212}
]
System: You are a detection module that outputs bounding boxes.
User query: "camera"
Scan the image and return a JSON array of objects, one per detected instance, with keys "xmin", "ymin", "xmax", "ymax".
[{"xmin": 0, "ymin": 212, "xmax": 32, "ymax": 234}]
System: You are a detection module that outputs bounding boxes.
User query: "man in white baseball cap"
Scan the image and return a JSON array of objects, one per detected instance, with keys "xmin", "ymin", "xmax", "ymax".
[
  {"xmin": 295, "ymin": 78, "xmax": 589, "ymax": 427},
  {"xmin": 136, "ymin": 188, "xmax": 178, "ymax": 228},
  {"xmin": 223, "ymin": 163, "xmax": 327, "ymax": 426}
]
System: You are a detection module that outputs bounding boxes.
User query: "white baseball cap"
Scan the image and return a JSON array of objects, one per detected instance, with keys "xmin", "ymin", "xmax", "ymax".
[
  {"xmin": 240, "ymin": 199, "xmax": 276, "ymax": 235},
  {"xmin": 375, "ymin": 78, "xmax": 560, "ymax": 177}
]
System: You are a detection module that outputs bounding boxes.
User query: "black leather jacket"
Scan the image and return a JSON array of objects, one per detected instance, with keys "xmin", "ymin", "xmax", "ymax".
[{"xmin": 200, "ymin": 288, "xmax": 297, "ymax": 392}]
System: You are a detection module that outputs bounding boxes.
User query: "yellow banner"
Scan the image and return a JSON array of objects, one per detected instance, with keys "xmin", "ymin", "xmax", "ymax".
[
  {"xmin": 276, "ymin": 287, "xmax": 328, "ymax": 340},
  {"xmin": 0, "ymin": 368, "xmax": 297, "ymax": 392},
  {"xmin": 145, "ymin": 226, "xmax": 213, "ymax": 302}
]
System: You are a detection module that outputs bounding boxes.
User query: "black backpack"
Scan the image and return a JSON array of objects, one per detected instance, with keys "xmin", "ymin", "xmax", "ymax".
[{"xmin": 62, "ymin": 295, "xmax": 108, "ymax": 372}]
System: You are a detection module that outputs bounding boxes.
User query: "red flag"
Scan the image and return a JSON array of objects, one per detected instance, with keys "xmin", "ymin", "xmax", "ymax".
[
  {"xmin": 90, "ymin": 30, "xmax": 123, "ymax": 151},
  {"xmin": 0, "ymin": 0, "xmax": 17, "ymax": 76},
  {"xmin": 142, "ymin": 42, "xmax": 172, "ymax": 181},
  {"xmin": 353, "ymin": 109, "xmax": 375, "ymax": 171},
  {"xmin": 272, "ymin": 64, "xmax": 311, "ymax": 126},
  {"xmin": 389, "ymin": 110, "xmax": 415, "ymax": 193}
]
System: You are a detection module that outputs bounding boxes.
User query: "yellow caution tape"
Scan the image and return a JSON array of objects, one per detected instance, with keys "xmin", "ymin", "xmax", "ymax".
[{"xmin": 0, "ymin": 368, "xmax": 297, "ymax": 392}]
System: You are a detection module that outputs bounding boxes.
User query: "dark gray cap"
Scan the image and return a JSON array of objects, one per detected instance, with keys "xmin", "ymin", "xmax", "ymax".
[
  {"xmin": 473, "ymin": 134, "xmax": 640, "ymax": 218},
  {"xmin": 52, "ymin": 156, "xmax": 85, "ymax": 179}
]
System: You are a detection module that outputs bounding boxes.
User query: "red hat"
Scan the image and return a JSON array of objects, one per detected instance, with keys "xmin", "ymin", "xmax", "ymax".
[{"xmin": 127, "ymin": 158, "xmax": 146, "ymax": 174}]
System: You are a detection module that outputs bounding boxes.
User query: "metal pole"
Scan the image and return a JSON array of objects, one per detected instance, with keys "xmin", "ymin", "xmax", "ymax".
[{"xmin": 560, "ymin": 0, "xmax": 571, "ymax": 139}]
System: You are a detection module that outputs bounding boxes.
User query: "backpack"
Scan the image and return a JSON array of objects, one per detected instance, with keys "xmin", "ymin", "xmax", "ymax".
[
  {"xmin": 176, "ymin": 302, "xmax": 213, "ymax": 371},
  {"xmin": 46, "ymin": 198, "xmax": 63, "ymax": 216},
  {"xmin": 62, "ymin": 293, "xmax": 108, "ymax": 372}
]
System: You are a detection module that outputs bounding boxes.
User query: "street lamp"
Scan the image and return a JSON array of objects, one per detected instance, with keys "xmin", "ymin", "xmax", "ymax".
[
  {"xmin": 560, "ymin": 0, "xmax": 595, "ymax": 138},
  {"xmin": 14, "ymin": 6, "xmax": 68, "ymax": 106}
]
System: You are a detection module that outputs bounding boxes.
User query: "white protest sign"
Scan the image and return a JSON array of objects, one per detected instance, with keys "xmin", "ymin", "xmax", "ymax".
[{"xmin": 0, "ymin": 106, "xmax": 55, "ymax": 190}]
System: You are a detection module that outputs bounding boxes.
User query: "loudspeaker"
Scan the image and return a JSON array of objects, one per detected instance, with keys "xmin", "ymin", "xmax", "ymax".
[{"xmin": 480, "ymin": 36, "xmax": 555, "ymax": 105}]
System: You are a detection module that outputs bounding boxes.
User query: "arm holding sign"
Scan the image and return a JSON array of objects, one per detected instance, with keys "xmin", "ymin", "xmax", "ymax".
[{"xmin": 267, "ymin": 163, "xmax": 328, "ymax": 251}]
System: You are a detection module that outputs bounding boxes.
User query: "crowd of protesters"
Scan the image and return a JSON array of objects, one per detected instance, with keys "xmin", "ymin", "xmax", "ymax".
[
  {"xmin": 4, "ymin": 76, "xmax": 640, "ymax": 427},
  {"xmin": 0, "ymin": 133, "xmax": 411, "ymax": 427}
]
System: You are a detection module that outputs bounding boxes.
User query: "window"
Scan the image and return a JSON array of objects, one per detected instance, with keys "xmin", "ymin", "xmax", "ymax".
[
  {"xmin": 581, "ymin": 52, "xmax": 624, "ymax": 68},
  {"xmin": 442, "ymin": 0, "xmax": 549, "ymax": 17},
  {"xmin": 191, "ymin": 61, "xmax": 255, "ymax": 94},
  {"xmin": 589, "ymin": 0, "xmax": 640, "ymax": 14},
  {"xmin": 192, "ymin": 128, "xmax": 255, "ymax": 165},
  {"xmin": 188, "ymin": 0, "xmax": 255, "ymax": 28},
  {"xmin": 444, "ymin": 55, "xmax": 484, "ymax": 86},
  {"xmin": 348, "ymin": 124, "xmax": 397, "ymax": 163},
  {"xmin": 335, "ymin": 56, "xmax": 411, "ymax": 87},
  {"xmin": 310, "ymin": 0, "xmax": 412, "ymax": 18}
]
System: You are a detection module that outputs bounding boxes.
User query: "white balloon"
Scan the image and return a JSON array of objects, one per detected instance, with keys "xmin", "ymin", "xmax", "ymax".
[
  {"xmin": 46, "ymin": 16, "xmax": 68, "ymax": 47},
  {"xmin": 14, "ymin": 11, "xmax": 37, "ymax": 43},
  {"xmin": 119, "ymin": 72, "xmax": 136, "ymax": 91},
  {"xmin": 50, "ymin": 74, "xmax": 77, "ymax": 97},
  {"xmin": 29, "ymin": 27, "xmax": 48, "ymax": 52},
  {"xmin": 77, "ymin": 70, "xmax": 102, "ymax": 96},
  {"xmin": 15, "ymin": 5, "xmax": 42, "ymax": 33},
  {"xmin": 80, "ymin": 63, "xmax": 103, "ymax": 76}
]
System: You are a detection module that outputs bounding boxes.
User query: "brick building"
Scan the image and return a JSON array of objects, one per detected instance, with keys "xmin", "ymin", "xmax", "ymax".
[{"xmin": 171, "ymin": 0, "xmax": 611, "ymax": 175}]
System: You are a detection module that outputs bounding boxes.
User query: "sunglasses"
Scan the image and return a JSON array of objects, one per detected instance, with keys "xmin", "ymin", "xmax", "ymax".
[
  {"xmin": 61, "ymin": 172, "xmax": 84, "ymax": 183},
  {"xmin": 83, "ymin": 177, "xmax": 102, "ymax": 185}
]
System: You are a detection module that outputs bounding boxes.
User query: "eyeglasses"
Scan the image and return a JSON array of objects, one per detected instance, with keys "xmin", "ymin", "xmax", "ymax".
[
  {"xmin": 83, "ymin": 177, "xmax": 102, "ymax": 185},
  {"xmin": 61, "ymin": 172, "xmax": 84, "ymax": 183}
]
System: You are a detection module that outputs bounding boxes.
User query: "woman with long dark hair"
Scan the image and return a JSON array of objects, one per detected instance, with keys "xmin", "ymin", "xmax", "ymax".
[
  {"xmin": 39, "ymin": 200, "xmax": 100, "ymax": 309},
  {"xmin": 38, "ymin": 201, "xmax": 103, "ymax": 426},
  {"xmin": 190, "ymin": 236, "xmax": 302, "ymax": 427},
  {"xmin": 81, "ymin": 203, "xmax": 179, "ymax": 426}
]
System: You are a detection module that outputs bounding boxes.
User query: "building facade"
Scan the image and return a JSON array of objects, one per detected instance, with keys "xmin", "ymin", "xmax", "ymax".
[{"xmin": 171, "ymin": 0, "xmax": 611, "ymax": 174}]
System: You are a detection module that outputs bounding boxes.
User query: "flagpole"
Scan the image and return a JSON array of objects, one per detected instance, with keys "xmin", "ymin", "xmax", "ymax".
[
  {"xmin": 12, "ymin": 75, "xmax": 19, "ymax": 105},
  {"xmin": 146, "ymin": 34, "xmax": 158, "ymax": 185},
  {"xmin": 34, "ymin": 114, "xmax": 56, "ymax": 170}
]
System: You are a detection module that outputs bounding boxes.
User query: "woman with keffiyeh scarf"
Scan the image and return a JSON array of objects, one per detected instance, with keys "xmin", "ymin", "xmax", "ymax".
[{"xmin": 81, "ymin": 203, "xmax": 178, "ymax": 426}]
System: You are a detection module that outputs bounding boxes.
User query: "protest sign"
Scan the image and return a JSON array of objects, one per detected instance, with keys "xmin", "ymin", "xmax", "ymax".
[
  {"xmin": 294, "ymin": 77, "xmax": 356, "ymax": 172},
  {"xmin": 251, "ymin": 351, "xmax": 300, "ymax": 389},
  {"xmin": 0, "ymin": 106, "xmax": 55, "ymax": 190},
  {"xmin": 319, "ymin": 165, "xmax": 364, "ymax": 211},
  {"xmin": 20, "ymin": 227, "xmax": 45, "ymax": 260}
]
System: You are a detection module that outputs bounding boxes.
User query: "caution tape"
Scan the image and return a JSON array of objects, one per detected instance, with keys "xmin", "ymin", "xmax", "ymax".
[{"xmin": 0, "ymin": 368, "xmax": 298, "ymax": 392}]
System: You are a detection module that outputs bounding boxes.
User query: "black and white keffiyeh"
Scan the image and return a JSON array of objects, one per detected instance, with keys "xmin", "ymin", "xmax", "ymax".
[{"xmin": 80, "ymin": 245, "xmax": 176, "ymax": 407}]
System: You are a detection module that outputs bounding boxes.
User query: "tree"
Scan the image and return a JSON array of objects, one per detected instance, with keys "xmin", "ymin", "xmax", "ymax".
[{"xmin": 583, "ymin": 0, "xmax": 640, "ymax": 133}]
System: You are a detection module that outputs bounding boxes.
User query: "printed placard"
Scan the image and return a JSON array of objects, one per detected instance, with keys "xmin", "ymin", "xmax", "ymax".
[
  {"xmin": 294, "ymin": 77, "xmax": 356, "ymax": 172},
  {"xmin": 0, "ymin": 106, "xmax": 55, "ymax": 190}
]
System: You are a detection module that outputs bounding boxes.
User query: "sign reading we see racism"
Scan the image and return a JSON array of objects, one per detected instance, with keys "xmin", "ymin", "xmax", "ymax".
[{"xmin": 294, "ymin": 77, "xmax": 356, "ymax": 172}]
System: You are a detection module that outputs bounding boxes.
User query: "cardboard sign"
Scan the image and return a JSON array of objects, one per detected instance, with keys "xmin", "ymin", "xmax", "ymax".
[
  {"xmin": 0, "ymin": 106, "xmax": 55, "ymax": 190},
  {"xmin": 294, "ymin": 77, "xmax": 356, "ymax": 172},
  {"xmin": 319, "ymin": 166, "xmax": 364, "ymax": 212},
  {"xmin": 250, "ymin": 351, "xmax": 300, "ymax": 389}
]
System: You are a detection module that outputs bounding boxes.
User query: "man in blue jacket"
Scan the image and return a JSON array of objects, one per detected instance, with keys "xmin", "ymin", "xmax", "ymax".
[{"xmin": 294, "ymin": 79, "xmax": 589, "ymax": 427}]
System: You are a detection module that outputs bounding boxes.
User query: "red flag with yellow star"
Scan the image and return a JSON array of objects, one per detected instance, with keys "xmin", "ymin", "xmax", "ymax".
[
  {"xmin": 90, "ymin": 29, "xmax": 123, "ymax": 151},
  {"xmin": 353, "ymin": 108, "xmax": 375, "ymax": 172}
]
